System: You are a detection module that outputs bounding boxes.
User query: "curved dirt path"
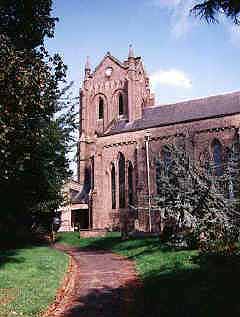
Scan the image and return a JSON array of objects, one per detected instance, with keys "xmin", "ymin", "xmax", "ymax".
[{"xmin": 45, "ymin": 243, "xmax": 140, "ymax": 317}]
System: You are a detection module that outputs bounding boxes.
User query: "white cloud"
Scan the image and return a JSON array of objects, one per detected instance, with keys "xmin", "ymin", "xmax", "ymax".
[
  {"xmin": 149, "ymin": 0, "xmax": 240, "ymax": 44},
  {"xmin": 148, "ymin": 0, "xmax": 198, "ymax": 38},
  {"xmin": 150, "ymin": 69, "xmax": 192, "ymax": 89}
]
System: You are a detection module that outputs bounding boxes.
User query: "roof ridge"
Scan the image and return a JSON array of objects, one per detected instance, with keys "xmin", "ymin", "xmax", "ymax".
[
  {"xmin": 107, "ymin": 90, "xmax": 240, "ymax": 136},
  {"xmin": 154, "ymin": 90, "xmax": 240, "ymax": 108},
  {"xmin": 93, "ymin": 52, "xmax": 127, "ymax": 74}
]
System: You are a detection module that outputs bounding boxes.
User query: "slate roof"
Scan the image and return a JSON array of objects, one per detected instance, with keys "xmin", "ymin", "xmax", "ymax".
[
  {"xmin": 66, "ymin": 180, "xmax": 88, "ymax": 205},
  {"xmin": 71, "ymin": 189, "xmax": 89, "ymax": 204},
  {"xmin": 107, "ymin": 91, "xmax": 240, "ymax": 135}
]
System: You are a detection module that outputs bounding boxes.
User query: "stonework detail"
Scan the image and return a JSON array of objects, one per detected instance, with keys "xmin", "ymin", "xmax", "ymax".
[{"xmin": 75, "ymin": 47, "xmax": 240, "ymax": 232}]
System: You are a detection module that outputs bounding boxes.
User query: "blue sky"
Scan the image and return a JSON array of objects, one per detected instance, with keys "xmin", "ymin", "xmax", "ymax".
[{"xmin": 46, "ymin": 0, "xmax": 240, "ymax": 105}]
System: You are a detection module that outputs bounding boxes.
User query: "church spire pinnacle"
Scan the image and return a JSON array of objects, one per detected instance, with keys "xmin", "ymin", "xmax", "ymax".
[
  {"xmin": 85, "ymin": 56, "xmax": 91, "ymax": 71},
  {"xmin": 128, "ymin": 44, "xmax": 134, "ymax": 59},
  {"xmin": 84, "ymin": 56, "xmax": 91, "ymax": 79}
]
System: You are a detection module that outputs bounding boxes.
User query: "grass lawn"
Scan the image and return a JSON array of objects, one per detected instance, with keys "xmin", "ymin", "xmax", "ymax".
[
  {"xmin": 58, "ymin": 231, "xmax": 240, "ymax": 317},
  {"xmin": 0, "ymin": 245, "xmax": 68, "ymax": 317}
]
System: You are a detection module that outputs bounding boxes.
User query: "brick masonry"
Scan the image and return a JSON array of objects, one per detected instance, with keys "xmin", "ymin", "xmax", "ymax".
[{"xmin": 77, "ymin": 47, "xmax": 240, "ymax": 232}]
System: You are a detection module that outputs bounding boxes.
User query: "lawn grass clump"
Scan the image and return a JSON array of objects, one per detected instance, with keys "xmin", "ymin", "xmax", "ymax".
[
  {"xmin": 58, "ymin": 232, "xmax": 240, "ymax": 317},
  {"xmin": 0, "ymin": 245, "xmax": 68, "ymax": 317}
]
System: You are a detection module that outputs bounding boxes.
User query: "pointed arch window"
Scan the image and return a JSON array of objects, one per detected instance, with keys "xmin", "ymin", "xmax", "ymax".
[
  {"xmin": 162, "ymin": 146, "xmax": 172, "ymax": 176},
  {"xmin": 212, "ymin": 139, "xmax": 223, "ymax": 176},
  {"xmin": 118, "ymin": 93, "xmax": 124, "ymax": 116},
  {"xmin": 119, "ymin": 153, "xmax": 125, "ymax": 208},
  {"xmin": 128, "ymin": 162, "xmax": 134, "ymax": 205},
  {"xmin": 111, "ymin": 163, "xmax": 116, "ymax": 209},
  {"xmin": 98, "ymin": 97, "xmax": 104, "ymax": 119}
]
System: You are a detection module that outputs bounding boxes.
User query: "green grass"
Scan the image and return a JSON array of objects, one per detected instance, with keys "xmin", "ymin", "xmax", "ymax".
[
  {"xmin": 58, "ymin": 232, "xmax": 240, "ymax": 317},
  {"xmin": 0, "ymin": 245, "xmax": 68, "ymax": 317}
]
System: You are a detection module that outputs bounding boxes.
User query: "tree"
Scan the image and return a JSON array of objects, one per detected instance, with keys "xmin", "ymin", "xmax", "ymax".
[
  {"xmin": 191, "ymin": 0, "xmax": 240, "ymax": 25},
  {"xmin": 0, "ymin": 2, "xmax": 77, "ymax": 234},
  {"xmin": 0, "ymin": 0, "xmax": 58, "ymax": 49},
  {"xmin": 154, "ymin": 144, "xmax": 240, "ymax": 253}
]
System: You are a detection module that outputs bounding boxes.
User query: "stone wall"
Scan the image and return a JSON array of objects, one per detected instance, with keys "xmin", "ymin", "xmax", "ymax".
[{"xmin": 90, "ymin": 114, "xmax": 240, "ymax": 231}]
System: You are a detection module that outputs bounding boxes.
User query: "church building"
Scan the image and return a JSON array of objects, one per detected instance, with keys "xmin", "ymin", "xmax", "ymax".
[{"xmin": 59, "ymin": 46, "xmax": 240, "ymax": 233}]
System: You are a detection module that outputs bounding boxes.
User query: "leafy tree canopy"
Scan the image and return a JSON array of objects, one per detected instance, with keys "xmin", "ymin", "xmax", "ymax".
[
  {"xmin": 0, "ymin": 0, "xmax": 58, "ymax": 49},
  {"xmin": 192, "ymin": 0, "xmax": 240, "ymax": 24},
  {"xmin": 0, "ymin": 1, "xmax": 77, "ymax": 233}
]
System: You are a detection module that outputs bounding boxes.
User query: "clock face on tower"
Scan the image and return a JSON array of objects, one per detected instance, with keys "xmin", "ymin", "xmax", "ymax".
[{"xmin": 105, "ymin": 67, "xmax": 113, "ymax": 77}]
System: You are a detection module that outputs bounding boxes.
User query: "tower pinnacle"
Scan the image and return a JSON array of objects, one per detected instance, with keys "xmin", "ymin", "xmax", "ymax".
[
  {"xmin": 84, "ymin": 56, "xmax": 91, "ymax": 79},
  {"xmin": 128, "ymin": 44, "xmax": 134, "ymax": 59},
  {"xmin": 85, "ymin": 56, "xmax": 91, "ymax": 71}
]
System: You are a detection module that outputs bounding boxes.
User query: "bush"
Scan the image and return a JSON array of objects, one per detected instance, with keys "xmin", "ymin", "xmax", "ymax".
[{"xmin": 197, "ymin": 221, "xmax": 239, "ymax": 255}]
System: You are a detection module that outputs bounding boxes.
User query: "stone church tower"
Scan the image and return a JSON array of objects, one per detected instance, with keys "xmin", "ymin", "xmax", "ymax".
[{"xmin": 78, "ymin": 46, "xmax": 155, "ymax": 229}]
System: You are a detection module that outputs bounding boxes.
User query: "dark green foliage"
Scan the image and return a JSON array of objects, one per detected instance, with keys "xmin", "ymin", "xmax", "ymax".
[
  {"xmin": 0, "ymin": 0, "xmax": 58, "ymax": 49},
  {"xmin": 192, "ymin": 0, "xmax": 240, "ymax": 25},
  {"xmin": 0, "ymin": 1, "xmax": 77, "ymax": 233}
]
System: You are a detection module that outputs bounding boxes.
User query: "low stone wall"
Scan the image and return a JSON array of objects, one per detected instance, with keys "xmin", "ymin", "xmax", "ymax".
[{"xmin": 80, "ymin": 229, "xmax": 107, "ymax": 238}]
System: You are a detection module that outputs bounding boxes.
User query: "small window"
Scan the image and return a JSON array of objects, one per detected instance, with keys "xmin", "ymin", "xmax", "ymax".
[
  {"xmin": 98, "ymin": 97, "xmax": 104, "ymax": 119},
  {"xmin": 119, "ymin": 94, "xmax": 124, "ymax": 116}
]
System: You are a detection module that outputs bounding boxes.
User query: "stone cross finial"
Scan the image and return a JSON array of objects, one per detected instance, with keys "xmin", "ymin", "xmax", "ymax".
[{"xmin": 128, "ymin": 44, "xmax": 134, "ymax": 59}]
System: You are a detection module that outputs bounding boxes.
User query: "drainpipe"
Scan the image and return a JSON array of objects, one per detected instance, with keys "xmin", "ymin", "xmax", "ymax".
[{"xmin": 145, "ymin": 131, "xmax": 152, "ymax": 232}]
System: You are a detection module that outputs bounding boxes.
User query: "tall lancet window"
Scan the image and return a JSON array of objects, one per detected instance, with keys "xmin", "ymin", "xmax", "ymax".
[
  {"xmin": 98, "ymin": 97, "xmax": 104, "ymax": 119},
  {"xmin": 111, "ymin": 163, "xmax": 116, "ymax": 209},
  {"xmin": 212, "ymin": 139, "xmax": 223, "ymax": 176},
  {"xmin": 128, "ymin": 162, "xmax": 134, "ymax": 206},
  {"xmin": 162, "ymin": 146, "xmax": 172, "ymax": 176},
  {"xmin": 118, "ymin": 93, "xmax": 124, "ymax": 116},
  {"xmin": 119, "ymin": 153, "xmax": 125, "ymax": 208}
]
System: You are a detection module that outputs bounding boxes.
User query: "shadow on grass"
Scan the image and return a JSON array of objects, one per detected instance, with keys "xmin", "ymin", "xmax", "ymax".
[
  {"xmin": 56, "ymin": 233, "xmax": 173, "ymax": 254},
  {"xmin": 61, "ymin": 254, "xmax": 240, "ymax": 317},
  {"xmin": 0, "ymin": 249, "xmax": 26, "ymax": 268},
  {"xmin": 139, "ymin": 254, "xmax": 240, "ymax": 317},
  {"xmin": 0, "ymin": 231, "xmax": 49, "ymax": 268},
  {"xmin": 57, "ymin": 233, "xmax": 240, "ymax": 316}
]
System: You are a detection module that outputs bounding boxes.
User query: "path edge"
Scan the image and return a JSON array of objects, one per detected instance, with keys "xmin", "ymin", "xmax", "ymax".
[{"xmin": 41, "ymin": 244, "xmax": 77, "ymax": 317}]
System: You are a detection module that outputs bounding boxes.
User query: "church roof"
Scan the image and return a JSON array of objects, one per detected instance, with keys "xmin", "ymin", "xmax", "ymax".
[
  {"xmin": 71, "ymin": 190, "xmax": 88, "ymax": 204},
  {"xmin": 107, "ymin": 91, "xmax": 240, "ymax": 135}
]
